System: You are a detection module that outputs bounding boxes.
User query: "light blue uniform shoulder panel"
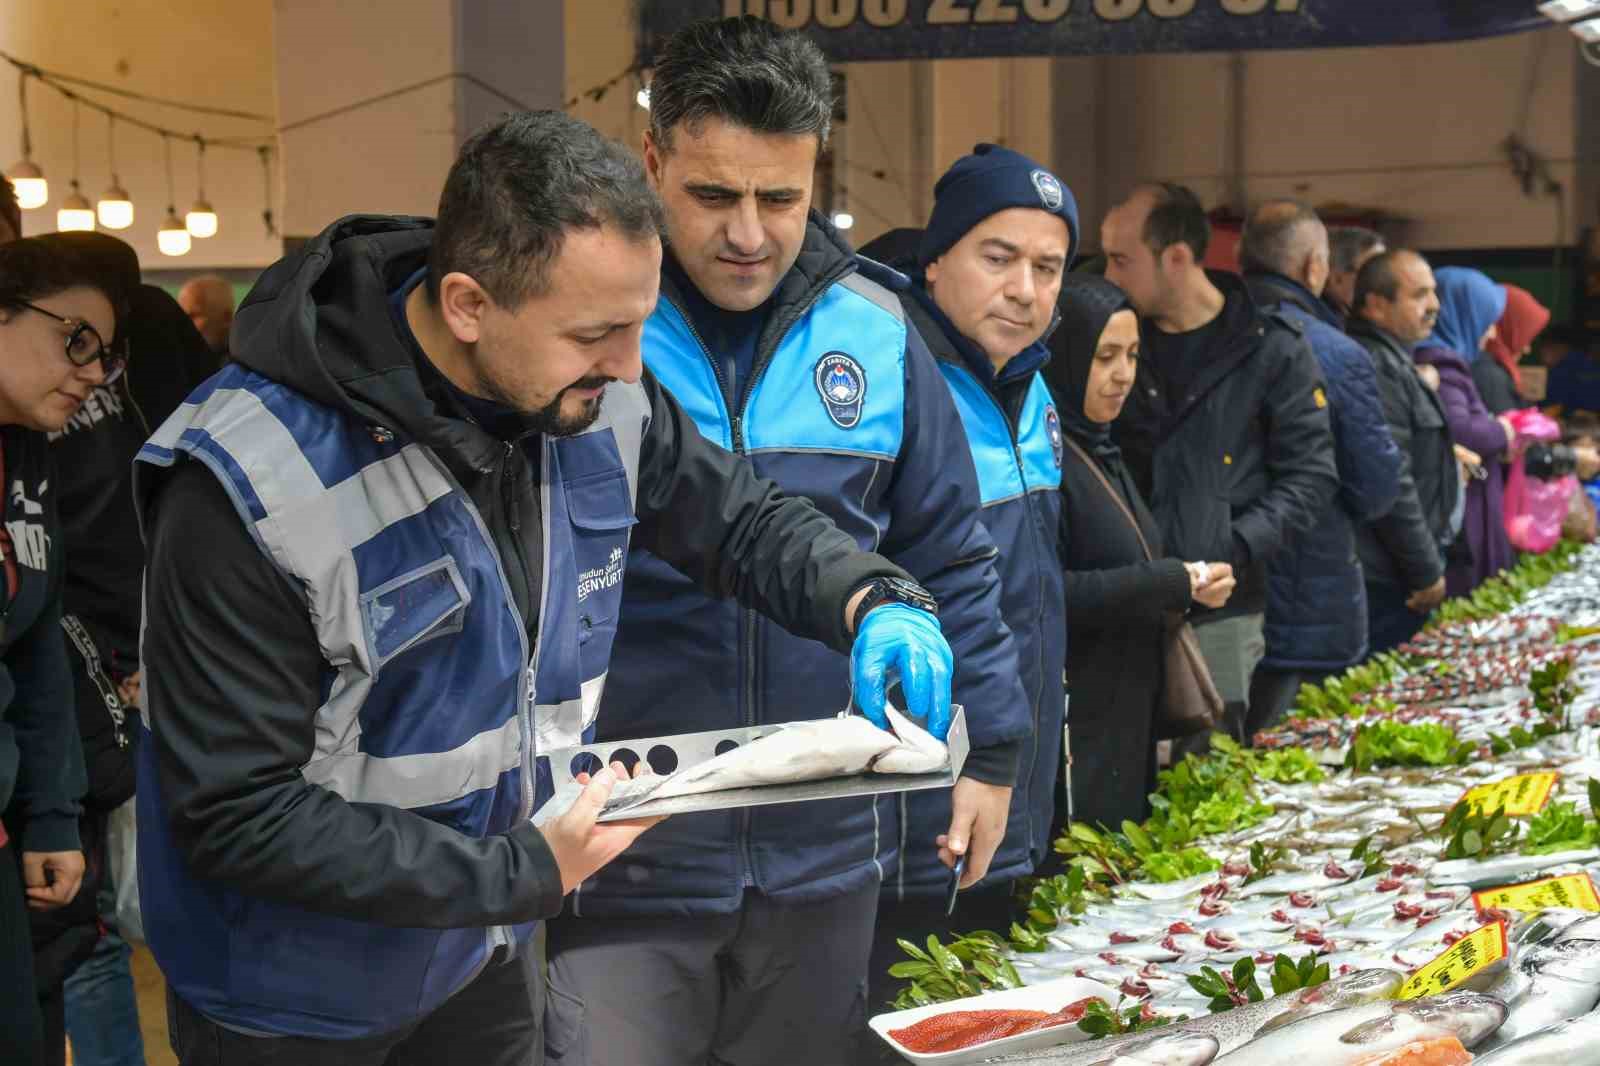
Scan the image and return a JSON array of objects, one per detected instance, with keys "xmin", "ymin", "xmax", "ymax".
[
  {"xmin": 939, "ymin": 363, "xmax": 1026, "ymax": 507},
  {"xmin": 745, "ymin": 278, "xmax": 906, "ymax": 460},
  {"xmin": 641, "ymin": 299, "xmax": 733, "ymax": 450},
  {"xmin": 1017, "ymin": 374, "xmax": 1064, "ymax": 493}
]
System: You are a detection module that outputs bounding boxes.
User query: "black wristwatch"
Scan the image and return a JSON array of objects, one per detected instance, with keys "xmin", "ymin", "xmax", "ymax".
[{"xmin": 850, "ymin": 576, "xmax": 939, "ymax": 634}]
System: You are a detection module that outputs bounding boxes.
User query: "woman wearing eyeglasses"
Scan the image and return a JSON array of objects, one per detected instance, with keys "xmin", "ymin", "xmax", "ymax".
[{"xmin": 0, "ymin": 234, "xmax": 121, "ymax": 1066}]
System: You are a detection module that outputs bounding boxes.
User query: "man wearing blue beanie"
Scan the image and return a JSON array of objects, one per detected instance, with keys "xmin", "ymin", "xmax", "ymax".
[{"xmin": 858, "ymin": 144, "xmax": 1076, "ymax": 1038}]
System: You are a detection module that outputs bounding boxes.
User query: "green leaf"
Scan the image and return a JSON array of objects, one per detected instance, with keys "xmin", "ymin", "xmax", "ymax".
[
  {"xmin": 1123, "ymin": 820, "xmax": 1156, "ymax": 854},
  {"xmin": 1232, "ymin": 955, "xmax": 1256, "ymax": 987},
  {"xmin": 896, "ymin": 938, "xmax": 932, "ymax": 963},
  {"xmin": 888, "ymin": 962, "xmax": 931, "ymax": 978},
  {"xmin": 1068, "ymin": 823, "xmax": 1104, "ymax": 846}
]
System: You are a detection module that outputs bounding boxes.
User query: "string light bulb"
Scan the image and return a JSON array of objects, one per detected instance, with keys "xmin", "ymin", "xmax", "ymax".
[
  {"xmin": 157, "ymin": 137, "xmax": 189, "ymax": 255},
  {"xmin": 832, "ymin": 212, "xmax": 855, "ymax": 231},
  {"xmin": 186, "ymin": 137, "xmax": 216, "ymax": 238},
  {"xmin": 56, "ymin": 101, "xmax": 93, "ymax": 231},
  {"xmin": 57, "ymin": 182, "xmax": 94, "ymax": 231},
  {"xmin": 158, "ymin": 207, "xmax": 191, "ymax": 256},
  {"xmin": 97, "ymin": 116, "xmax": 132, "ymax": 229},
  {"xmin": 7, "ymin": 73, "xmax": 46, "ymax": 210}
]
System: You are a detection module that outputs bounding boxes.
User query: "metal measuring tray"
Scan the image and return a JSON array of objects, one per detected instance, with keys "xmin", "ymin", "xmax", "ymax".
[{"xmin": 542, "ymin": 706, "xmax": 969, "ymax": 822}]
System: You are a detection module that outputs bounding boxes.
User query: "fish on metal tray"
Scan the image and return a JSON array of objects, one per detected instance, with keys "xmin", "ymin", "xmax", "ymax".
[{"xmin": 602, "ymin": 706, "xmax": 948, "ymax": 811}]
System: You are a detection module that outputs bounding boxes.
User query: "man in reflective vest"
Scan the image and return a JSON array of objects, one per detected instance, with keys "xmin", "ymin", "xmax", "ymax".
[{"xmin": 135, "ymin": 109, "xmax": 953, "ymax": 1066}]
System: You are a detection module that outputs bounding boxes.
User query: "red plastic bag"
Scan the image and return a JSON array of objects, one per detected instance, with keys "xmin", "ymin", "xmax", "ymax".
[{"xmin": 1503, "ymin": 407, "xmax": 1574, "ymax": 554}]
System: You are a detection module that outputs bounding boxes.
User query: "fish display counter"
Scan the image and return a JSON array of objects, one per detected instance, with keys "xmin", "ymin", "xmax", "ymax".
[{"xmin": 879, "ymin": 542, "xmax": 1600, "ymax": 1065}]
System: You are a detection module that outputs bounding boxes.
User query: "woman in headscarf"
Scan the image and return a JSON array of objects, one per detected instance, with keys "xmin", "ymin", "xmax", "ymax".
[
  {"xmin": 1412, "ymin": 266, "xmax": 1514, "ymax": 595},
  {"xmin": 1475, "ymin": 284, "xmax": 1549, "ymax": 415},
  {"xmin": 1043, "ymin": 275, "xmax": 1235, "ymax": 831}
]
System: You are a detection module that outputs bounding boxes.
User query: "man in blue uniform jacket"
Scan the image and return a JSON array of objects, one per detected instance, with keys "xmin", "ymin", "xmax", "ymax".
[
  {"xmin": 543, "ymin": 18, "xmax": 1030, "ymax": 1066},
  {"xmin": 857, "ymin": 145, "xmax": 1074, "ymax": 1021}
]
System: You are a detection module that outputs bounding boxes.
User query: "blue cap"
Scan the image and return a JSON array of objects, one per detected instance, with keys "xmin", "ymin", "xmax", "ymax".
[{"xmin": 917, "ymin": 143, "xmax": 1079, "ymax": 269}]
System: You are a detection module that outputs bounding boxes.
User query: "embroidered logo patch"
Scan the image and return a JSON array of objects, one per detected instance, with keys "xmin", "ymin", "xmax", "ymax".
[
  {"xmin": 815, "ymin": 351, "xmax": 867, "ymax": 430},
  {"xmin": 1031, "ymin": 169, "xmax": 1065, "ymax": 212},
  {"xmin": 1044, "ymin": 404, "xmax": 1063, "ymax": 468}
]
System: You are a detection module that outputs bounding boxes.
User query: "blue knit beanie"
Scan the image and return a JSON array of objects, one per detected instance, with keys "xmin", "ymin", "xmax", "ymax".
[{"xmin": 917, "ymin": 143, "xmax": 1080, "ymax": 269}]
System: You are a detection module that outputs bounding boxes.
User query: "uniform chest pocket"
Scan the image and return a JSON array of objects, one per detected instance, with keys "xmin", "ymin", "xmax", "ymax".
[
  {"xmin": 566, "ymin": 468, "xmax": 638, "ymax": 645},
  {"xmin": 359, "ymin": 557, "xmax": 471, "ymax": 674}
]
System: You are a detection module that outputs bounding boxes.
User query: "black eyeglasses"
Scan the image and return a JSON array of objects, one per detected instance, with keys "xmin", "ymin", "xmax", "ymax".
[{"xmin": 11, "ymin": 301, "xmax": 125, "ymax": 385}]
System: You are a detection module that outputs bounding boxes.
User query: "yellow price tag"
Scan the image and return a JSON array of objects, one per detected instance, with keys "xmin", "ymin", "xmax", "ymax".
[
  {"xmin": 1458, "ymin": 772, "xmax": 1559, "ymax": 816},
  {"xmin": 1399, "ymin": 922, "xmax": 1508, "ymax": 1000},
  {"xmin": 1474, "ymin": 873, "xmax": 1600, "ymax": 914}
]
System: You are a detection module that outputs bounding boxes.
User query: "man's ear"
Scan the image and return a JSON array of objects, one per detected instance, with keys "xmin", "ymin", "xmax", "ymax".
[
  {"xmin": 436, "ymin": 272, "xmax": 490, "ymax": 345},
  {"xmin": 642, "ymin": 130, "xmax": 664, "ymax": 191}
]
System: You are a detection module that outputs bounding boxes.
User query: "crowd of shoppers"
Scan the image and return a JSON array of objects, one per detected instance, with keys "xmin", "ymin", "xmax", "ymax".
[{"xmin": 2, "ymin": 13, "xmax": 1596, "ymax": 1066}]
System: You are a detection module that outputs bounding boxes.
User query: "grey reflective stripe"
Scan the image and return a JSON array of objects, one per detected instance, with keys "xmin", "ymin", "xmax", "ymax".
[
  {"xmin": 533, "ymin": 672, "xmax": 609, "ymax": 753},
  {"xmin": 838, "ymin": 271, "xmax": 907, "ymax": 322},
  {"xmin": 269, "ymin": 447, "xmax": 455, "ymax": 592},
  {"xmin": 300, "ymin": 715, "xmax": 523, "ymax": 810}
]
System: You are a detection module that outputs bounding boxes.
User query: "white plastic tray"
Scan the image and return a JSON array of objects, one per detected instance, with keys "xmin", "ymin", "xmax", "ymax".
[{"xmin": 868, "ymin": 975, "xmax": 1119, "ymax": 1065}]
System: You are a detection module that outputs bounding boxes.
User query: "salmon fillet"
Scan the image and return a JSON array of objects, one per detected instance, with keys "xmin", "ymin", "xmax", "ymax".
[
  {"xmin": 1359, "ymin": 1036, "xmax": 1473, "ymax": 1066},
  {"xmin": 888, "ymin": 997, "xmax": 1103, "ymax": 1054}
]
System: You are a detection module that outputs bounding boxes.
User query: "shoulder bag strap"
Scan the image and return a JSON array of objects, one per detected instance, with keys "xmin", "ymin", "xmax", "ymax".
[{"xmin": 1061, "ymin": 435, "xmax": 1155, "ymax": 563}]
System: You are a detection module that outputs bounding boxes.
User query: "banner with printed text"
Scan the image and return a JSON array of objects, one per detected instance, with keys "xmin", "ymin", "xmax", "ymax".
[{"xmin": 636, "ymin": 1, "xmax": 1550, "ymax": 63}]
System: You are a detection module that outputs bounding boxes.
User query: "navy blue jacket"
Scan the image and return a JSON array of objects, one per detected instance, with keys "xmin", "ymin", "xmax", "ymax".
[
  {"xmin": 1245, "ymin": 273, "xmax": 1401, "ymax": 671},
  {"xmin": 570, "ymin": 218, "xmax": 1030, "ymax": 917},
  {"xmin": 882, "ymin": 281, "xmax": 1066, "ymax": 898}
]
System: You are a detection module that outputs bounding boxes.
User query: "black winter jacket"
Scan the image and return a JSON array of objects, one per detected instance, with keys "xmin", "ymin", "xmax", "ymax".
[
  {"xmin": 0, "ymin": 427, "xmax": 84, "ymax": 857},
  {"xmin": 1112, "ymin": 270, "xmax": 1338, "ymax": 621},
  {"xmin": 1246, "ymin": 274, "xmax": 1401, "ymax": 671},
  {"xmin": 1059, "ymin": 438, "xmax": 1190, "ymax": 828},
  {"xmin": 1347, "ymin": 318, "xmax": 1459, "ymax": 590}
]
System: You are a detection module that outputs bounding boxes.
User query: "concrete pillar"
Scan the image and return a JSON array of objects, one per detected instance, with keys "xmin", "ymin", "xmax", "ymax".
[{"xmin": 274, "ymin": 0, "xmax": 563, "ymax": 238}]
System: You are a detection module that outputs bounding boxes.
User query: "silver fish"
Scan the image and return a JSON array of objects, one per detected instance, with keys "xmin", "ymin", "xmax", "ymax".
[
  {"xmin": 996, "ymin": 1031, "xmax": 1219, "ymax": 1066},
  {"xmin": 984, "ymin": 970, "xmax": 1404, "ymax": 1065},
  {"xmin": 1212, "ymin": 992, "xmax": 1508, "ymax": 1064},
  {"xmin": 1427, "ymin": 850, "xmax": 1600, "ymax": 888},
  {"xmin": 1095, "ymin": 1034, "xmax": 1220, "ymax": 1066},
  {"xmin": 1479, "ymin": 938, "xmax": 1600, "ymax": 1048},
  {"xmin": 1472, "ymin": 1010, "xmax": 1600, "ymax": 1063}
]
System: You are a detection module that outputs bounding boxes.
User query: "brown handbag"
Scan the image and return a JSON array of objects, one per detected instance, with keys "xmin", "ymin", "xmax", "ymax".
[{"xmin": 1062, "ymin": 437, "xmax": 1223, "ymax": 737}]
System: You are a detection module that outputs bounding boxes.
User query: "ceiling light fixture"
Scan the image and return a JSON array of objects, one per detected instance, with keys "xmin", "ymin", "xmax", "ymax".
[{"xmin": 6, "ymin": 73, "xmax": 47, "ymax": 210}]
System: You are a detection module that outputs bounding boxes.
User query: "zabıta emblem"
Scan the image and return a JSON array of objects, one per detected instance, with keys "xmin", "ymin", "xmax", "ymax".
[
  {"xmin": 1031, "ymin": 169, "xmax": 1064, "ymax": 211},
  {"xmin": 814, "ymin": 351, "xmax": 866, "ymax": 429},
  {"xmin": 1044, "ymin": 404, "xmax": 1063, "ymax": 468}
]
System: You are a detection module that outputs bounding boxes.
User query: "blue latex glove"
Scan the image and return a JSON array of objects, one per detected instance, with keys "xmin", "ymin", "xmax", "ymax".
[{"xmin": 849, "ymin": 603, "xmax": 954, "ymax": 740}]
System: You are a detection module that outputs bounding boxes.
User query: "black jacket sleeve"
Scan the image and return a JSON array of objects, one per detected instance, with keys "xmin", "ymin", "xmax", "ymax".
[
  {"xmin": 143, "ymin": 463, "xmax": 564, "ymax": 928},
  {"xmin": 631, "ymin": 369, "xmax": 909, "ymax": 655},
  {"xmin": 8, "ymin": 592, "xmax": 86, "ymax": 855},
  {"xmin": 1231, "ymin": 331, "xmax": 1339, "ymax": 566},
  {"xmin": 59, "ymin": 617, "xmax": 135, "ymax": 813},
  {"xmin": 1064, "ymin": 558, "xmax": 1192, "ymax": 630},
  {"xmin": 1368, "ymin": 356, "xmax": 1447, "ymax": 590}
]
